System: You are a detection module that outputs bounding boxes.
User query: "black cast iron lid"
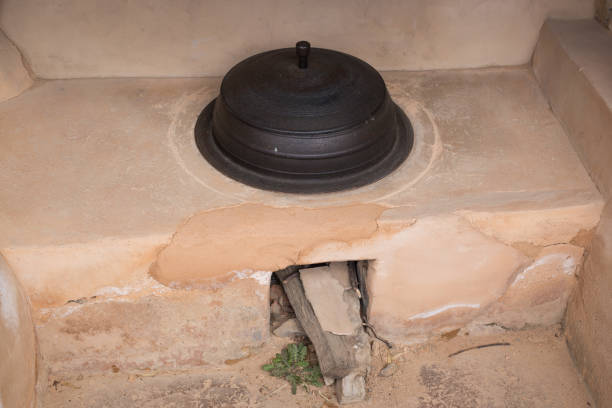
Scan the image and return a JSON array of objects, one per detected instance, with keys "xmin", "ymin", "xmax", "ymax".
[{"xmin": 195, "ymin": 41, "xmax": 413, "ymax": 193}]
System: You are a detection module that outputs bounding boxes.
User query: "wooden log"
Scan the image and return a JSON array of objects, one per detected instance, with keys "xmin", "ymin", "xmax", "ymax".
[{"xmin": 276, "ymin": 265, "xmax": 369, "ymax": 379}]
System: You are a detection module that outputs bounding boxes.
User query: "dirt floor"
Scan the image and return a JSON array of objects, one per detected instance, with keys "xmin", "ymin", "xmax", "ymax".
[{"xmin": 41, "ymin": 326, "xmax": 594, "ymax": 407}]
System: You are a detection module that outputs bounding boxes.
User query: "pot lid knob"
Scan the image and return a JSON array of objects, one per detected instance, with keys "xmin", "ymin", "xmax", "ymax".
[{"xmin": 295, "ymin": 41, "xmax": 310, "ymax": 69}]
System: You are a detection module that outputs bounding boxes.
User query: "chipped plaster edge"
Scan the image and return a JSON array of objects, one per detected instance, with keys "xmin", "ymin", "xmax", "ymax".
[
  {"xmin": 456, "ymin": 200, "xmax": 604, "ymax": 247},
  {"xmin": 407, "ymin": 303, "xmax": 481, "ymax": 320}
]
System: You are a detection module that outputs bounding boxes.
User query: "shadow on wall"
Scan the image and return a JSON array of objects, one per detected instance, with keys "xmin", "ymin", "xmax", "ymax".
[{"xmin": 0, "ymin": 254, "xmax": 37, "ymax": 408}]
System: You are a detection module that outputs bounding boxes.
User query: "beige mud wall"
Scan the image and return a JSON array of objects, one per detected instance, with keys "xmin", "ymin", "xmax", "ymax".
[
  {"xmin": 0, "ymin": 0, "xmax": 593, "ymax": 79},
  {"xmin": 0, "ymin": 255, "xmax": 36, "ymax": 408},
  {"xmin": 0, "ymin": 29, "xmax": 32, "ymax": 102},
  {"xmin": 533, "ymin": 19, "xmax": 612, "ymax": 408}
]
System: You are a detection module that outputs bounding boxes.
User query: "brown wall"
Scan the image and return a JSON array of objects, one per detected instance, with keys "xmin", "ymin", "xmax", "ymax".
[
  {"xmin": 533, "ymin": 19, "xmax": 612, "ymax": 408},
  {"xmin": 0, "ymin": 0, "xmax": 593, "ymax": 79}
]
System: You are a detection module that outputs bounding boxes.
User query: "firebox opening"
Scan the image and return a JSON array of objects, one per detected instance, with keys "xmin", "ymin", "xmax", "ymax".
[
  {"xmin": 268, "ymin": 260, "xmax": 375, "ymax": 401},
  {"xmin": 269, "ymin": 260, "xmax": 371, "ymax": 339}
]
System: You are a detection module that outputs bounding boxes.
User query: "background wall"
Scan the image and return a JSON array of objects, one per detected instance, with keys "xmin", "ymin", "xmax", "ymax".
[
  {"xmin": 0, "ymin": 29, "xmax": 32, "ymax": 102},
  {"xmin": 0, "ymin": 0, "xmax": 593, "ymax": 79}
]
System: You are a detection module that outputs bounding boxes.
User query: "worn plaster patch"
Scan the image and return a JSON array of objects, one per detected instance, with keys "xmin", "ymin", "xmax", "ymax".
[
  {"xmin": 2, "ymin": 234, "xmax": 169, "ymax": 308},
  {"xmin": 512, "ymin": 248, "xmax": 581, "ymax": 285},
  {"xmin": 408, "ymin": 304, "xmax": 481, "ymax": 320},
  {"xmin": 152, "ymin": 203, "xmax": 387, "ymax": 286},
  {"xmin": 232, "ymin": 270, "xmax": 271, "ymax": 286},
  {"xmin": 457, "ymin": 202, "xmax": 603, "ymax": 246},
  {"xmin": 93, "ymin": 276, "xmax": 171, "ymax": 299},
  {"xmin": 472, "ymin": 243, "xmax": 584, "ymax": 329}
]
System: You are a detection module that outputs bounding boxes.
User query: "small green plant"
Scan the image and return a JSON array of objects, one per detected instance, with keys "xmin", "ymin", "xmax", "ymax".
[{"xmin": 262, "ymin": 343, "xmax": 323, "ymax": 394}]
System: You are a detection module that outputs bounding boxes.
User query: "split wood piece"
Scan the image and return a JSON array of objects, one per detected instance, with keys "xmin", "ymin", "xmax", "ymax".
[
  {"xmin": 355, "ymin": 261, "xmax": 369, "ymax": 318},
  {"xmin": 276, "ymin": 265, "xmax": 370, "ymax": 379}
]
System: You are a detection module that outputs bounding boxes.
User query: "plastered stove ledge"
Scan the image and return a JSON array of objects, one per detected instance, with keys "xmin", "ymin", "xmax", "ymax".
[{"xmin": 0, "ymin": 67, "xmax": 603, "ymax": 376}]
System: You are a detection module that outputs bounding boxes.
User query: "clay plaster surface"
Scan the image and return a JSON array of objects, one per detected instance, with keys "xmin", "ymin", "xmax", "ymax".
[
  {"xmin": 365, "ymin": 215, "xmax": 528, "ymax": 341},
  {"xmin": 0, "ymin": 29, "xmax": 32, "ymax": 102},
  {"xmin": 151, "ymin": 204, "xmax": 385, "ymax": 287},
  {"xmin": 533, "ymin": 19, "xmax": 612, "ymax": 408},
  {"xmin": 0, "ymin": 68, "xmax": 602, "ymax": 302},
  {"xmin": 40, "ymin": 328, "xmax": 594, "ymax": 408},
  {"xmin": 0, "ymin": 0, "xmax": 593, "ymax": 78},
  {"xmin": 0, "ymin": 68, "xmax": 604, "ymax": 375},
  {"xmin": 474, "ymin": 243, "xmax": 583, "ymax": 329},
  {"xmin": 0, "ymin": 255, "xmax": 36, "ymax": 408},
  {"xmin": 3, "ymin": 235, "xmax": 168, "ymax": 308},
  {"xmin": 35, "ymin": 276, "xmax": 270, "ymax": 376},
  {"xmin": 0, "ymin": 69, "xmax": 601, "ymax": 248}
]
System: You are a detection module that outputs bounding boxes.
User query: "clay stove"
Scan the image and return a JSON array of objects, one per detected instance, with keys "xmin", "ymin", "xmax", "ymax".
[{"xmin": 0, "ymin": 10, "xmax": 608, "ymax": 407}]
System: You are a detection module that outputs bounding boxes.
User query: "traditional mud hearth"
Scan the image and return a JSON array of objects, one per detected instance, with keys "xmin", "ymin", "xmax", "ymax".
[
  {"xmin": 0, "ymin": 68, "xmax": 603, "ymax": 382},
  {"xmin": 1, "ymin": 10, "xmax": 610, "ymax": 407}
]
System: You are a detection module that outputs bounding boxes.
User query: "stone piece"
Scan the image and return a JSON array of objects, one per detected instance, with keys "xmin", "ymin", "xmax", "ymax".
[
  {"xmin": 269, "ymin": 284, "xmax": 284, "ymax": 303},
  {"xmin": 328, "ymin": 262, "xmax": 352, "ymax": 289},
  {"xmin": 272, "ymin": 318, "xmax": 305, "ymax": 338},
  {"xmin": 270, "ymin": 301, "xmax": 283, "ymax": 319},
  {"xmin": 271, "ymin": 284, "xmax": 292, "ymax": 313},
  {"xmin": 323, "ymin": 376, "xmax": 335, "ymax": 386},
  {"xmin": 300, "ymin": 263, "xmax": 361, "ymax": 336},
  {"xmin": 336, "ymin": 372, "xmax": 366, "ymax": 404},
  {"xmin": 379, "ymin": 362, "xmax": 398, "ymax": 377}
]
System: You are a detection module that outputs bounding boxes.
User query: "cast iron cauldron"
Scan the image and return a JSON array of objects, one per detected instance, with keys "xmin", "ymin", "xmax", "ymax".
[{"xmin": 195, "ymin": 41, "xmax": 413, "ymax": 193}]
